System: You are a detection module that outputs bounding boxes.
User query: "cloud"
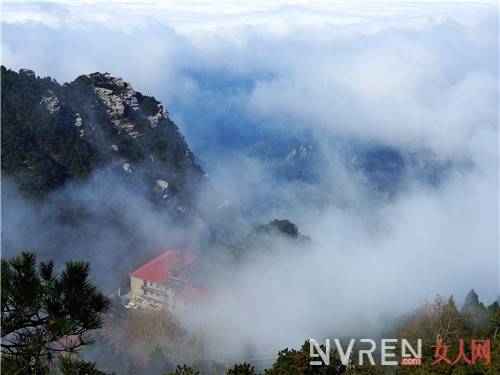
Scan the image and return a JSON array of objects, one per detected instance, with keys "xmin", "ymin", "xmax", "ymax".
[
  {"xmin": 3, "ymin": 3, "xmax": 496, "ymax": 153},
  {"xmin": 244, "ymin": 17, "xmax": 498, "ymax": 158},
  {"xmin": 2, "ymin": 0, "xmax": 498, "ymax": 361}
]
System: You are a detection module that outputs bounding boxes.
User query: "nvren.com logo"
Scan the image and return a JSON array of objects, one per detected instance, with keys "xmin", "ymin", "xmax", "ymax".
[{"xmin": 309, "ymin": 338, "xmax": 491, "ymax": 367}]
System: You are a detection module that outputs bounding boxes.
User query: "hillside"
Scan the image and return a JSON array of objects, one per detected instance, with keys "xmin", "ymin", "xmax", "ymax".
[
  {"xmin": 1, "ymin": 67, "xmax": 250, "ymax": 284},
  {"xmin": 1, "ymin": 66, "xmax": 204, "ymax": 203}
]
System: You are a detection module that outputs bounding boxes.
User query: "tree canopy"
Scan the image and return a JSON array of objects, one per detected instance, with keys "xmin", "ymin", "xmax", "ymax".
[
  {"xmin": 264, "ymin": 341, "xmax": 346, "ymax": 375},
  {"xmin": 1, "ymin": 66, "xmax": 203, "ymax": 199},
  {"xmin": 396, "ymin": 292, "xmax": 500, "ymax": 374},
  {"xmin": 1, "ymin": 251, "xmax": 111, "ymax": 374},
  {"xmin": 225, "ymin": 219, "xmax": 311, "ymax": 263}
]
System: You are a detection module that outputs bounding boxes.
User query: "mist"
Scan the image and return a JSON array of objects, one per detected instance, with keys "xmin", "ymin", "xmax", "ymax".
[{"xmin": 2, "ymin": 0, "xmax": 499, "ymax": 366}]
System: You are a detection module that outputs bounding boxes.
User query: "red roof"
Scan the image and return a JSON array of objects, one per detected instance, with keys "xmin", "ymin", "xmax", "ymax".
[
  {"xmin": 129, "ymin": 249, "xmax": 195, "ymax": 284},
  {"xmin": 176, "ymin": 286, "xmax": 209, "ymax": 303}
]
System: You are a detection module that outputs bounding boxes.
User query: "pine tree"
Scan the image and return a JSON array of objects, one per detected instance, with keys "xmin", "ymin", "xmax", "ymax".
[{"xmin": 1, "ymin": 251, "xmax": 111, "ymax": 374}]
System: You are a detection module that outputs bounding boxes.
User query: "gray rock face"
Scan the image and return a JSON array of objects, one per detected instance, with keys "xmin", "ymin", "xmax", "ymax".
[
  {"xmin": 284, "ymin": 145, "xmax": 311, "ymax": 161},
  {"xmin": 74, "ymin": 113, "xmax": 84, "ymax": 138},
  {"xmin": 94, "ymin": 80, "xmax": 140, "ymax": 138},
  {"xmin": 93, "ymin": 76, "xmax": 169, "ymax": 138},
  {"xmin": 155, "ymin": 179, "xmax": 169, "ymax": 198},
  {"xmin": 40, "ymin": 90, "xmax": 60, "ymax": 113},
  {"xmin": 148, "ymin": 107, "xmax": 169, "ymax": 128}
]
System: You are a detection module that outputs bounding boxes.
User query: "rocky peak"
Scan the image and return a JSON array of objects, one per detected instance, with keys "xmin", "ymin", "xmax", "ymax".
[
  {"xmin": 93, "ymin": 75, "xmax": 140, "ymax": 138},
  {"xmin": 284, "ymin": 144, "xmax": 311, "ymax": 161},
  {"xmin": 91, "ymin": 73, "xmax": 169, "ymax": 139},
  {"xmin": 2, "ymin": 66, "xmax": 205, "ymax": 211}
]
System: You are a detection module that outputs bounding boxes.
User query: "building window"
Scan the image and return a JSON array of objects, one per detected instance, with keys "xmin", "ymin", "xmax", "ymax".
[
  {"xmin": 156, "ymin": 283, "xmax": 160, "ymax": 288},
  {"xmin": 150, "ymin": 282, "xmax": 153, "ymax": 287},
  {"xmin": 143, "ymin": 280, "xmax": 147, "ymax": 287},
  {"xmin": 143, "ymin": 290, "xmax": 147, "ymax": 295}
]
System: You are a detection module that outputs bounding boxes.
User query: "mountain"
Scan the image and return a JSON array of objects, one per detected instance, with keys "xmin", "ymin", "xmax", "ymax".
[
  {"xmin": 1, "ymin": 67, "xmax": 250, "ymax": 282},
  {"xmin": 1, "ymin": 67, "xmax": 204, "ymax": 203},
  {"xmin": 0, "ymin": 66, "xmax": 460, "ymax": 275},
  {"xmin": 198, "ymin": 131, "xmax": 461, "ymax": 225}
]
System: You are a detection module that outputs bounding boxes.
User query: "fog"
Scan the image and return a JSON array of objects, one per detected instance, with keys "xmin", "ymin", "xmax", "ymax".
[{"xmin": 2, "ymin": 0, "xmax": 498, "ymax": 362}]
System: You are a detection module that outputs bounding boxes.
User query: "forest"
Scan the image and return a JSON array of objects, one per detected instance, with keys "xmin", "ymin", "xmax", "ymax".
[
  {"xmin": 2, "ymin": 249, "xmax": 499, "ymax": 375},
  {"xmin": 1, "ymin": 66, "xmax": 203, "ymax": 200},
  {"xmin": 2, "ymin": 67, "xmax": 498, "ymax": 375}
]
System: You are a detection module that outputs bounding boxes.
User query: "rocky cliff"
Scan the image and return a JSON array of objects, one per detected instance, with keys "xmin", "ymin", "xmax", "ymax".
[
  {"xmin": 1, "ymin": 66, "xmax": 250, "ymax": 284},
  {"xmin": 1, "ymin": 67, "xmax": 204, "ymax": 209}
]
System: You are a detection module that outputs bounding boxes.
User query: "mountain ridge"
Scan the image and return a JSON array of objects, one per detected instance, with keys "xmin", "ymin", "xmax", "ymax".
[
  {"xmin": 1, "ymin": 66, "xmax": 252, "ymax": 283},
  {"xmin": 1, "ymin": 66, "xmax": 205, "ymax": 207}
]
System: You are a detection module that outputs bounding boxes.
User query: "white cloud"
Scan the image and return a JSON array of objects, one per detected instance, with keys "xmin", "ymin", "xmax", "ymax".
[
  {"xmin": 2, "ymin": 0, "xmax": 498, "ymax": 358},
  {"xmin": 2, "ymin": 2, "xmax": 62, "ymax": 27}
]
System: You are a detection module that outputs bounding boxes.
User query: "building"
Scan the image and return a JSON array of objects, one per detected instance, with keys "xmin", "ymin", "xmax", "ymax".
[{"xmin": 128, "ymin": 249, "xmax": 208, "ymax": 314}]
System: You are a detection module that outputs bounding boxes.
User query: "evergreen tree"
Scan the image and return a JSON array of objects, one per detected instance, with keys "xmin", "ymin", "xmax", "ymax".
[
  {"xmin": 1, "ymin": 251, "xmax": 111, "ymax": 374},
  {"xmin": 165, "ymin": 364, "xmax": 200, "ymax": 375},
  {"xmin": 264, "ymin": 341, "xmax": 345, "ymax": 375},
  {"xmin": 227, "ymin": 362, "xmax": 255, "ymax": 375},
  {"xmin": 462, "ymin": 289, "xmax": 488, "ymax": 329},
  {"xmin": 225, "ymin": 218, "xmax": 311, "ymax": 263}
]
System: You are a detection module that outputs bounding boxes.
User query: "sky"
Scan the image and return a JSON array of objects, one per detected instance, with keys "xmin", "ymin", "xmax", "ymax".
[{"xmin": 2, "ymin": 0, "xmax": 499, "ymax": 359}]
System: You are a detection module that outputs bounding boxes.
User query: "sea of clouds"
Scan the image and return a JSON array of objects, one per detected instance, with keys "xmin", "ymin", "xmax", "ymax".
[{"xmin": 2, "ymin": 0, "xmax": 498, "ymax": 358}]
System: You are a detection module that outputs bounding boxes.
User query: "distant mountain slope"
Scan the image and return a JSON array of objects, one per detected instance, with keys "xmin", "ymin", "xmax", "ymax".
[
  {"xmin": 1, "ymin": 66, "xmax": 204, "ymax": 204},
  {"xmin": 200, "ymin": 137, "xmax": 322, "ymax": 184},
  {"xmin": 198, "ymin": 131, "xmax": 462, "ymax": 225},
  {"xmin": 1, "ymin": 67, "xmax": 251, "ymax": 269}
]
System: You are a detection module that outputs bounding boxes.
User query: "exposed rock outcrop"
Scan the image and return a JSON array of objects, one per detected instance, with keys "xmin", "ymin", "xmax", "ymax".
[
  {"xmin": 284, "ymin": 145, "xmax": 311, "ymax": 161},
  {"xmin": 155, "ymin": 179, "xmax": 169, "ymax": 198},
  {"xmin": 93, "ymin": 75, "xmax": 170, "ymax": 138},
  {"xmin": 148, "ymin": 107, "xmax": 169, "ymax": 128},
  {"xmin": 40, "ymin": 90, "xmax": 60, "ymax": 113},
  {"xmin": 94, "ymin": 78, "xmax": 140, "ymax": 138}
]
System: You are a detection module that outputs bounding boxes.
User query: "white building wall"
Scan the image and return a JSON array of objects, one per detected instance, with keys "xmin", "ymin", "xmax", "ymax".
[{"xmin": 129, "ymin": 276, "xmax": 176, "ymax": 311}]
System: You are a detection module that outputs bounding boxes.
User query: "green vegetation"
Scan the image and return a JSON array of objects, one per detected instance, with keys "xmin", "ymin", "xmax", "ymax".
[
  {"xmin": 1, "ymin": 251, "xmax": 111, "ymax": 374},
  {"xmin": 227, "ymin": 363, "xmax": 256, "ymax": 374},
  {"xmin": 1, "ymin": 66, "xmax": 202, "ymax": 199},
  {"xmin": 2, "ymin": 66, "xmax": 498, "ymax": 375},
  {"xmin": 1, "ymin": 66, "xmax": 96, "ymax": 197},
  {"xmin": 165, "ymin": 364, "xmax": 200, "ymax": 375},
  {"xmin": 2, "ymin": 253, "xmax": 499, "ymax": 374},
  {"xmin": 137, "ymin": 93, "xmax": 160, "ymax": 117},
  {"xmin": 264, "ymin": 341, "xmax": 346, "ymax": 375},
  {"xmin": 225, "ymin": 219, "xmax": 311, "ymax": 263},
  {"xmin": 395, "ymin": 292, "xmax": 500, "ymax": 374},
  {"xmin": 157, "ymin": 291, "xmax": 498, "ymax": 375}
]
